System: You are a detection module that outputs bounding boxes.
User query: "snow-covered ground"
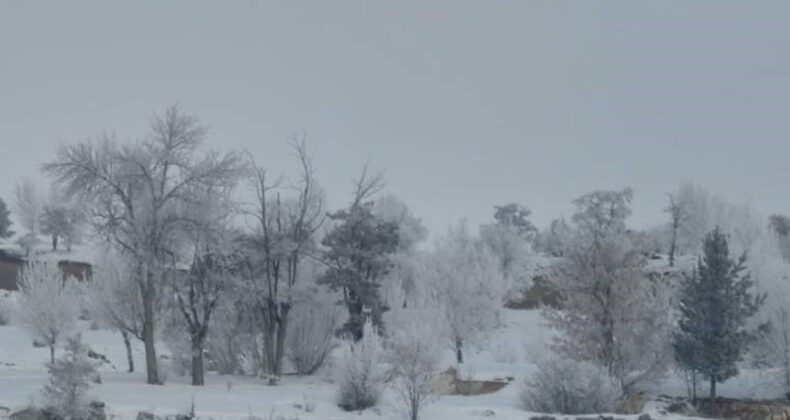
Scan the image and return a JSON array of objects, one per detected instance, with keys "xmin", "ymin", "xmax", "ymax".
[{"xmin": 0, "ymin": 307, "xmax": 775, "ymax": 419}]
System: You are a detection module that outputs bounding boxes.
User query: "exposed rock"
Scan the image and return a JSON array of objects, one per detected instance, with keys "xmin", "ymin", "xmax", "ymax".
[
  {"xmin": 529, "ymin": 416, "xmax": 555, "ymax": 420},
  {"xmin": 432, "ymin": 367, "xmax": 509, "ymax": 396},
  {"xmin": 637, "ymin": 414, "xmax": 651, "ymax": 420},
  {"xmin": 136, "ymin": 411, "xmax": 156, "ymax": 420},
  {"xmin": 472, "ymin": 409, "xmax": 496, "ymax": 417},
  {"xmin": 698, "ymin": 398, "xmax": 790, "ymax": 420}
]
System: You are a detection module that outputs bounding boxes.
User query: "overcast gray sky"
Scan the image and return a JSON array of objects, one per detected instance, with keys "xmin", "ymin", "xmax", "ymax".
[{"xmin": 1, "ymin": 1, "xmax": 789, "ymax": 236}]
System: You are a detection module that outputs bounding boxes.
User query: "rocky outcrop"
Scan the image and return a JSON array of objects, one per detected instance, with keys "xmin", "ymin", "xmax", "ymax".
[
  {"xmin": 431, "ymin": 367, "xmax": 510, "ymax": 396},
  {"xmin": 698, "ymin": 398, "xmax": 790, "ymax": 420}
]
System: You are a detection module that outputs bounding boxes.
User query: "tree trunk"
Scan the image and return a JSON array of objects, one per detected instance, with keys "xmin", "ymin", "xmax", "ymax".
[
  {"xmin": 191, "ymin": 335, "xmax": 205, "ymax": 386},
  {"xmin": 142, "ymin": 279, "xmax": 160, "ymax": 385},
  {"xmin": 261, "ymin": 304, "xmax": 276, "ymax": 376},
  {"xmin": 52, "ymin": 235, "xmax": 58, "ymax": 252},
  {"xmin": 347, "ymin": 291, "xmax": 364, "ymax": 341},
  {"xmin": 669, "ymin": 227, "xmax": 677, "ymax": 267},
  {"xmin": 709, "ymin": 377, "xmax": 716, "ymax": 399},
  {"xmin": 273, "ymin": 303, "xmax": 291, "ymax": 377},
  {"xmin": 49, "ymin": 345, "xmax": 55, "ymax": 364},
  {"xmin": 121, "ymin": 330, "xmax": 134, "ymax": 373},
  {"xmin": 692, "ymin": 371, "xmax": 697, "ymax": 405},
  {"xmin": 455, "ymin": 337, "xmax": 463, "ymax": 364}
]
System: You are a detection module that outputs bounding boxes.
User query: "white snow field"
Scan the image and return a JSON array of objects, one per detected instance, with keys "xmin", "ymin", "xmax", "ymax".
[{"xmin": 0, "ymin": 307, "xmax": 768, "ymax": 420}]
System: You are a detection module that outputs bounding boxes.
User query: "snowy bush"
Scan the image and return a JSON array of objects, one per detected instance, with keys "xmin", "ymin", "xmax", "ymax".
[
  {"xmin": 387, "ymin": 318, "xmax": 441, "ymax": 420},
  {"xmin": 519, "ymin": 357, "xmax": 620, "ymax": 415},
  {"xmin": 335, "ymin": 320, "xmax": 385, "ymax": 411},
  {"xmin": 42, "ymin": 336, "xmax": 99, "ymax": 420},
  {"xmin": 286, "ymin": 296, "xmax": 341, "ymax": 375}
]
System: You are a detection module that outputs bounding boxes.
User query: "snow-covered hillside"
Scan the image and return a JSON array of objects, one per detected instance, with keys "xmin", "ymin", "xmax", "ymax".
[{"xmin": 0, "ymin": 307, "xmax": 724, "ymax": 420}]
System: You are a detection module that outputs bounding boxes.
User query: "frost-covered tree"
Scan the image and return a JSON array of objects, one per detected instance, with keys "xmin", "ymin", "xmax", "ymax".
[
  {"xmin": 318, "ymin": 168, "xmax": 399, "ymax": 341},
  {"xmin": 42, "ymin": 336, "xmax": 98, "ymax": 420},
  {"xmin": 539, "ymin": 217, "xmax": 572, "ymax": 257},
  {"xmin": 241, "ymin": 138, "xmax": 325, "ymax": 380},
  {"xmin": 14, "ymin": 178, "xmax": 43, "ymax": 255},
  {"xmin": 424, "ymin": 223, "xmax": 506, "ymax": 364},
  {"xmin": 0, "ymin": 197, "xmax": 13, "ymax": 240},
  {"xmin": 170, "ymin": 181, "xmax": 240, "ymax": 386},
  {"xmin": 492, "ymin": 203, "xmax": 538, "ymax": 241},
  {"xmin": 15, "ymin": 260, "xmax": 78, "ymax": 363},
  {"xmin": 373, "ymin": 194, "xmax": 427, "ymax": 253},
  {"xmin": 83, "ymin": 251, "xmax": 145, "ymax": 373},
  {"xmin": 480, "ymin": 204, "xmax": 536, "ymax": 295},
  {"xmin": 44, "ymin": 105, "xmax": 244, "ymax": 384},
  {"xmin": 674, "ymin": 227, "xmax": 767, "ymax": 399},
  {"xmin": 40, "ymin": 187, "xmax": 85, "ymax": 252},
  {"xmin": 374, "ymin": 196, "xmax": 428, "ymax": 311},
  {"xmin": 174, "ymin": 248, "xmax": 237, "ymax": 385},
  {"xmin": 665, "ymin": 192, "xmax": 689, "ymax": 267},
  {"xmin": 545, "ymin": 188, "xmax": 673, "ymax": 393},
  {"xmin": 335, "ymin": 319, "xmax": 386, "ymax": 411}
]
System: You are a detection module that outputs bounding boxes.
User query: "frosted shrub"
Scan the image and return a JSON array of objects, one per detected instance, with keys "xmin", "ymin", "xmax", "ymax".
[
  {"xmin": 287, "ymin": 297, "xmax": 340, "ymax": 375},
  {"xmin": 42, "ymin": 337, "xmax": 98, "ymax": 420},
  {"xmin": 335, "ymin": 320, "xmax": 385, "ymax": 411},
  {"xmin": 519, "ymin": 357, "xmax": 620, "ymax": 414},
  {"xmin": 388, "ymin": 320, "xmax": 441, "ymax": 420}
]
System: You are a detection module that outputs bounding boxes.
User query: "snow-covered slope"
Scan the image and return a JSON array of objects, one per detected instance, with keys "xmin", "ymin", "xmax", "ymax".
[{"xmin": 0, "ymin": 306, "xmax": 730, "ymax": 420}]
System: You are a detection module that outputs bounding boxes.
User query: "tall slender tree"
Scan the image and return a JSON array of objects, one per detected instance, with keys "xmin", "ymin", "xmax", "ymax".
[
  {"xmin": 674, "ymin": 227, "xmax": 767, "ymax": 400},
  {"xmin": 242, "ymin": 138, "xmax": 325, "ymax": 381},
  {"xmin": 665, "ymin": 192, "xmax": 688, "ymax": 267}
]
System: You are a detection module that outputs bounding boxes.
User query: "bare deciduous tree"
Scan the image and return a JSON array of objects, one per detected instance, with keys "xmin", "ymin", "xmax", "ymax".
[
  {"xmin": 545, "ymin": 189, "xmax": 673, "ymax": 394},
  {"xmin": 44, "ymin": 105, "xmax": 244, "ymax": 384},
  {"xmin": 83, "ymin": 251, "xmax": 146, "ymax": 373},
  {"xmin": 242, "ymin": 137, "xmax": 325, "ymax": 381},
  {"xmin": 665, "ymin": 192, "xmax": 688, "ymax": 267}
]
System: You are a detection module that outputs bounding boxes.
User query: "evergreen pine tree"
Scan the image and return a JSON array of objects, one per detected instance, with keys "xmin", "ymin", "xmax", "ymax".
[
  {"xmin": 673, "ymin": 227, "xmax": 767, "ymax": 400},
  {"xmin": 318, "ymin": 202, "xmax": 399, "ymax": 340},
  {"xmin": 0, "ymin": 198, "xmax": 13, "ymax": 240}
]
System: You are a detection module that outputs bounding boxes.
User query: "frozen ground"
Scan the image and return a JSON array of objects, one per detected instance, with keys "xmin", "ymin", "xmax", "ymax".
[{"xmin": 0, "ymin": 307, "xmax": 773, "ymax": 419}]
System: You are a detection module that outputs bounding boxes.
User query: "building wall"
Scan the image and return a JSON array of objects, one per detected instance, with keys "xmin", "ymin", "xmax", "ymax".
[{"xmin": 0, "ymin": 252, "xmax": 92, "ymax": 291}]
